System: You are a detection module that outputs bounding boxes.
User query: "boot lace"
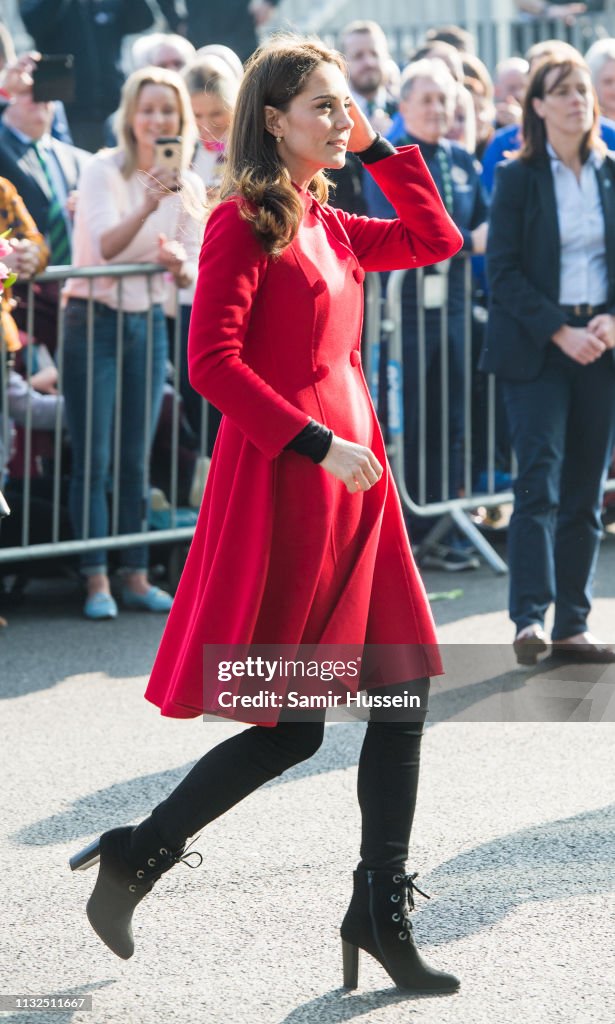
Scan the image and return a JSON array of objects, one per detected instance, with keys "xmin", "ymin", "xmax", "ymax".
[
  {"xmin": 390, "ymin": 871, "xmax": 431, "ymax": 942},
  {"xmin": 129, "ymin": 834, "xmax": 203, "ymax": 892},
  {"xmin": 170, "ymin": 833, "xmax": 204, "ymax": 869}
]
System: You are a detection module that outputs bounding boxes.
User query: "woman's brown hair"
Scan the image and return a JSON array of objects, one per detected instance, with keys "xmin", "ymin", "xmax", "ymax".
[
  {"xmin": 518, "ymin": 54, "xmax": 604, "ymax": 164},
  {"xmin": 220, "ymin": 33, "xmax": 347, "ymax": 256}
]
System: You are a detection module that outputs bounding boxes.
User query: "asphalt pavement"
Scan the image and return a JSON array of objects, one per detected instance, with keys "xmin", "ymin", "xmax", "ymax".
[{"xmin": 1, "ymin": 526, "xmax": 614, "ymax": 1024}]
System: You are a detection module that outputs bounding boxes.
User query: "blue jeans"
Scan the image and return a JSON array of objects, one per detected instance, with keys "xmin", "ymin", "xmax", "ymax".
[
  {"xmin": 63, "ymin": 299, "xmax": 167, "ymax": 574},
  {"xmin": 503, "ymin": 345, "xmax": 615, "ymax": 639}
]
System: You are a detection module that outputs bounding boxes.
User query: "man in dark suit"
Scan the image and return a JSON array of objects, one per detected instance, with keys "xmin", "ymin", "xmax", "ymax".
[
  {"xmin": 0, "ymin": 78, "xmax": 87, "ymax": 255},
  {"xmin": 0, "ymin": 67, "xmax": 88, "ymax": 346}
]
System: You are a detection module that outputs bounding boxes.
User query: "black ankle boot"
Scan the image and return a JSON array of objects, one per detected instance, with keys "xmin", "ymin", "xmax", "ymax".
[
  {"xmin": 340, "ymin": 868, "xmax": 460, "ymax": 992},
  {"xmin": 69, "ymin": 818, "xmax": 202, "ymax": 959}
]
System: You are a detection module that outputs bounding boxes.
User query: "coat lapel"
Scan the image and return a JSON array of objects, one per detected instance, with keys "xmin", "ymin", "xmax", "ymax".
[
  {"xmin": 533, "ymin": 158, "xmax": 560, "ymax": 250},
  {"xmin": 531, "ymin": 159, "xmax": 560, "ymax": 302},
  {"xmin": 595, "ymin": 156, "xmax": 615, "ymax": 291},
  {"xmin": 0, "ymin": 126, "xmax": 53, "ymax": 202},
  {"xmin": 51, "ymin": 141, "xmax": 79, "ymax": 193},
  {"xmin": 20, "ymin": 145, "xmax": 53, "ymax": 202}
]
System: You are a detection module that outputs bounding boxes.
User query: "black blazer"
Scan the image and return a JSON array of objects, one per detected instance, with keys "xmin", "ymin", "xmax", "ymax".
[
  {"xmin": 0, "ymin": 123, "xmax": 88, "ymax": 237},
  {"xmin": 479, "ymin": 152, "xmax": 615, "ymax": 380}
]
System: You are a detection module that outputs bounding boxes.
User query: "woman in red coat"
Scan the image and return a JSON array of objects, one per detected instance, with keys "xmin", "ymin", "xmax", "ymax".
[{"xmin": 70, "ymin": 35, "xmax": 463, "ymax": 993}]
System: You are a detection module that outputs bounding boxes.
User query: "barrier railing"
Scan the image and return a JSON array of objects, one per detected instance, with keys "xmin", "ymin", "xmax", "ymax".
[
  {"xmin": 376, "ymin": 260, "xmax": 510, "ymax": 573},
  {"xmin": 366, "ymin": 257, "xmax": 615, "ymax": 575},
  {"xmin": 0, "ymin": 264, "xmax": 204, "ymax": 572},
  {"xmin": 2, "ymin": 260, "xmax": 613, "ymax": 580}
]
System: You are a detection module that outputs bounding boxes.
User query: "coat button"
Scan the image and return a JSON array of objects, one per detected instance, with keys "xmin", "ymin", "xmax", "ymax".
[
  {"xmin": 353, "ymin": 267, "xmax": 365, "ymax": 284},
  {"xmin": 349, "ymin": 350, "xmax": 360, "ymax": 366},
  {"xmin": 312, "ymin": 279, "xmax": 327, "ymax": 296},
  {"xmin": 314, "ymin": 363, "xmax": 330, "ymax": 381}
]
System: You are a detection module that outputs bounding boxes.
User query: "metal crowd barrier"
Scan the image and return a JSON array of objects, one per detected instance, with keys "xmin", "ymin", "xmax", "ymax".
[
  {"xmin": 0, "ymin": 263, "xmax": 204, "ymax": 570},
  {"xmin": 376, "ymin": 260, "xmax": 510, "ymax": 574},
  {"xmin": 2, "ymin": 261, "xmax": 613, "ymax": 580},
  {"xmin": 365, "ymin": 259, "xmax": 615, "ymax": 576}
]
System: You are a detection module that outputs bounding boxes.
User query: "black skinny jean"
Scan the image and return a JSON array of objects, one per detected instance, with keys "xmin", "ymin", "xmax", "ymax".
[{"xmin": 142, "ymin": 679, "xmax": 429, "ymax": 873}]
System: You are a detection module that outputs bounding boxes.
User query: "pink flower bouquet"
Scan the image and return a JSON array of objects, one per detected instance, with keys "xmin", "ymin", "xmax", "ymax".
[{"xmin": 0, "ymin": 230, "xmax": 16, "ymax": 291}]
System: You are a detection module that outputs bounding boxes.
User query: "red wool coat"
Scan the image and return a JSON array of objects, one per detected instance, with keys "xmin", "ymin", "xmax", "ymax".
[{"xmin": 144, "ymin": 146, "xmax": 463, "ymax": 723}]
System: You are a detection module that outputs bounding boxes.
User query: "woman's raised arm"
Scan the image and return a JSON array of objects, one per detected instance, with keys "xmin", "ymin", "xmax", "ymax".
[{"xmin": 331, "ymin": 146, "xmax": 463, "ymax": 272}]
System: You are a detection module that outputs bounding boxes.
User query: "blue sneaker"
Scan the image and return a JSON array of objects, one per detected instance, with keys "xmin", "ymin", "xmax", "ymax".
[
  {"xmin": 121, "ymin": 586, "xmax": 173, "ymax": 613},
  {"xmin": 84, "ymin": 592, "xmax": 118, "ymax": 620}
]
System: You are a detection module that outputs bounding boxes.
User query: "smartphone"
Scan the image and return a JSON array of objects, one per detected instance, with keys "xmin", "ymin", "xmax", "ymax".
[
  {"xmin": 31, "ymin": 54, "xmax": 76, "ymax": 104},
  {"xmin": 154, "ymin": 137, "xmax": 183, "ymax": 177}
]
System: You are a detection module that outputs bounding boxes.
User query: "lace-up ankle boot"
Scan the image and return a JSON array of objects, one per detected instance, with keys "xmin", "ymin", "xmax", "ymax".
[
  {"xmin": 340, "ymin": 868, "xmax": 460, "ymax": 992},
  {"xmin": 69, "ymin": 817, "xmax": 202, "ymax": 959}
]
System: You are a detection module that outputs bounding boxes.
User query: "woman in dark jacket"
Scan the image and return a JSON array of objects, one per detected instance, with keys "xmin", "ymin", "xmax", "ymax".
[{"xmin": 480, "ymin": 52, "xmax": 615, "ymax": 665}]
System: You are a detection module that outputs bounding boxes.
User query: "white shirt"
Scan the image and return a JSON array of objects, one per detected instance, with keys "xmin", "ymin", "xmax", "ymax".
[
  {"xmin": 547, "ymin": 142, "xmax": 608, "ymax": 305},
  {"xmin": 63, "ymin": 149, "xmax": 205, "ymax": 312}
]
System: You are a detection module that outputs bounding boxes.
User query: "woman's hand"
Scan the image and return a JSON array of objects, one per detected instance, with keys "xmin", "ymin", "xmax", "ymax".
[
  {"xmin": 65, "ymin": 190, "xmax": 79, "ymax": 219},
  {"xmin": 158, "ymin": 233, "xmax": 189, "ymax": 284},
  {"xmin": 141, "ymin": 165, "xmax": 181, "ymax": 214},
  {"xmin": 1, "ymin": 239, "xmax": 40, "ymax": 279},
  {"xmin": 587, "ymin": 313, "xmax": 615, "ymax": 350},
  {"xmin": 551, "ymin": 324, "xmax": 606, "ymax": 364},
  {"xmin": 30, "ymin": 365, "xmax": 59, "ymax": 394},
  {"xmin": 471, "ymin": 222, "xmax": 488, "ymax": 254},
  {"xmin": 0, "ymin": 51, "xmax": 38, "ymax": 97},
  {"xmin": 347, "ymin": 97, "xmax": 378, "ymax": 154},
  {"xmin": 320, "ymin": 435, "xmax": 384, "ymax": 493},
  {"xmin": 10, "ymin": 238, "xmax": 41, "ymax": 278}
]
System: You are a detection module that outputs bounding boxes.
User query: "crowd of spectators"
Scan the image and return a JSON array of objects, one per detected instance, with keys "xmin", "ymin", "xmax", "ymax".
[{"xmin": 1, "ymin": 3, "xmax": 615, "ymax": 606}]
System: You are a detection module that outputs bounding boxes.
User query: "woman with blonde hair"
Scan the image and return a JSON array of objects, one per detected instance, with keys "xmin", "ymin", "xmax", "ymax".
[
  {"xmin": 70, "ymin": 35, "xmax": 462, "ymax": 994},
  {"xmin": 62, "ymin": 66, "xmax": 203, "ymax": 619}
]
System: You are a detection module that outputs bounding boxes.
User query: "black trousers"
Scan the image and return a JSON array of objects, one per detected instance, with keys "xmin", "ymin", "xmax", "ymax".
[{"xmin": 142, "ymin": 679, "xmax": 429, "ymax": 873}]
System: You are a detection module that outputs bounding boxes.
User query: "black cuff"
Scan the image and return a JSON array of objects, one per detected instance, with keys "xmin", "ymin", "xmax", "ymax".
[
  {"xmin": 285, "ymin": 420, "xmax": 333, "ymax": 463},
  {"xmin": 355, "ymin": 133, "xmax": 397, "ymax": 164}
]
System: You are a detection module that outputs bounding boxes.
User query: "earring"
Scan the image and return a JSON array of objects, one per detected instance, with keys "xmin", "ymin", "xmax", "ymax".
[{"xmin": 276, "ymin": 136, "xmax": 282, "ymax": 142}]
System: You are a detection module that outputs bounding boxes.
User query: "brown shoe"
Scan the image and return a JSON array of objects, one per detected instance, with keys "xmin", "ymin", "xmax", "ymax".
[
  {"xmin": 513, "ymin": 626, "xmax": 549, "ymax": 666},
  {"xmin": 552, "ymin": 632, "xmax": 615, "ymax": 663}
]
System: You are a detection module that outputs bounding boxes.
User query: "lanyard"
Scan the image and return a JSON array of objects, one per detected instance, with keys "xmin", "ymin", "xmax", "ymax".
[{"xmin": 435, "ymin": 146, "xmax": 455, "ymax": 216}]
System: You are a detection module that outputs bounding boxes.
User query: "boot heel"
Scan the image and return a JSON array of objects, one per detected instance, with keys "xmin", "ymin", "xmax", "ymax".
[
  {"xmin": 69, "ymin": 837, "xmax": 101, "ymax": 871},
  {"xmin": 342, "ymin": 939, "xmax": 359, "ymax": 988}
]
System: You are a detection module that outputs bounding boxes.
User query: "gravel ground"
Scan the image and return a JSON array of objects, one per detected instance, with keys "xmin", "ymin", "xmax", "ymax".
[{"xmin": 1, "ymin": 529, "xmax": 614, "ymax": 1024}]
